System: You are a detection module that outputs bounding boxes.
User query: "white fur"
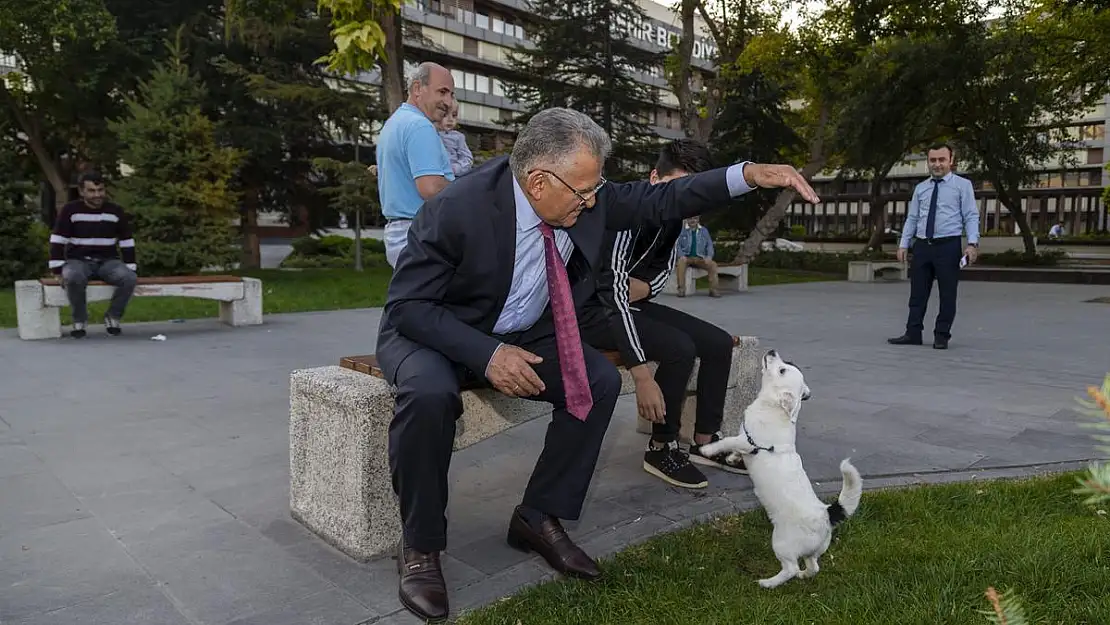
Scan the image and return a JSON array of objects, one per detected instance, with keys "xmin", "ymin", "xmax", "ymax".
[{"xmin": 700, "ymin": 349, "xmax": 863, "ymax": 588}]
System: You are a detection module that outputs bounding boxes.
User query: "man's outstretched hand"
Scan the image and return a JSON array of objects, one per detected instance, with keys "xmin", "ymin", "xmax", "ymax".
[
  {"xmin": 743, "ymin": 164, "xmax": 820, "ymax": 204},
  {"xmin": 486, "ymin": 345, "xmax": 546, "ymax": 398}
]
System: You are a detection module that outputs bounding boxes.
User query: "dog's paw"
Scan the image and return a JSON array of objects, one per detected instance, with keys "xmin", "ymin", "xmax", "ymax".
[
  {"xmin": 758, "ymin": 578, "xmax": 780, "ymax": 589},
  {"xmin": 796, "ymin": 569, "xmax": 817, "ymax": 579}
]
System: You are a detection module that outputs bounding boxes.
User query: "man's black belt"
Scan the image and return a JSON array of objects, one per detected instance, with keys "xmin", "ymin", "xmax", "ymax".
[
  {"xmin": 915, "ymin": 236, "xmax": 961, "ymax": 245},
  {"xmin": 386, "ymin": 217, "xmax": 412, "ymax": 223}
]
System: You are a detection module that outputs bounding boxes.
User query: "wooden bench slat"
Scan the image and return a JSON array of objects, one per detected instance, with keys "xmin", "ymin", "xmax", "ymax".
[
  {"xmin": 40, "ymin": 275, "xmax": 244, "ymax": 287},
  {"xmin": 341, "ymin": 336, "xmax": 741, "ymax": 380}
]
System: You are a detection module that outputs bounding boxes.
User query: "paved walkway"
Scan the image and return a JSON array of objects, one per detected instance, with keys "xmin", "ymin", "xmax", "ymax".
[{"xmin": 1, "ymin": 280, "xmax": 1108, "ymax": 625}]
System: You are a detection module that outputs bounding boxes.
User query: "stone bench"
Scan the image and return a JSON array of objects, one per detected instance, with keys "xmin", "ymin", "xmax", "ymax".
[
  {"xmin": 14, "ymin": 275, "xmax": 264, "ymax": 340},
  {"xmin": 289, "ymin": 335, "xmax": 760, "ymax": 562},
  {"xmin": 663, "ymin": 263, "xmax": 748, "ymax": 295},
  {"xmin": 847, "ymin": 260, "xmax": 908, "ymax": 283}
]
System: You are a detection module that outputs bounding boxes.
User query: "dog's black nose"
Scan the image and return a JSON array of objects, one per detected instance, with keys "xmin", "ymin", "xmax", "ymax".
[
  {"xmin": 765, "ymin": 349, "xmax": 777, "ymax": 359},
  {"xmin": 802, "ymin": 391, "xmax": 811, "ymax": 401}
]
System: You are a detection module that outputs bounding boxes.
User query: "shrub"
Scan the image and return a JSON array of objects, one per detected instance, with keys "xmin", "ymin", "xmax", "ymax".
[
  {"xmin": 0, "ymin": 192, "xmax": 49, "ymax": 287},
  {"xmin": 282, "ymin": 234, "xmax": 386, "ymax": 269}
]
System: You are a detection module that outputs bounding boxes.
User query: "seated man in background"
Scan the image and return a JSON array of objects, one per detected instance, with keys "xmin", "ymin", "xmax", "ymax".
[
  {"xmin": 674, "ymin": 215, "xmax": 720, "ymax": 297},
  {"xmin": 49, "ymin": 171, "xmax": 139, "ymax": 338},
  {"xmin": 589, "ymin": 139, "xmax": 747, "ymax": 490}
]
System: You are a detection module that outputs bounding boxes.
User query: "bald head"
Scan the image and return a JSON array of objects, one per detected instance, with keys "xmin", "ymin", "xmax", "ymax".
[{"xmin": 408, "ymin": 62, "xmax": 455, "ymax": 124}]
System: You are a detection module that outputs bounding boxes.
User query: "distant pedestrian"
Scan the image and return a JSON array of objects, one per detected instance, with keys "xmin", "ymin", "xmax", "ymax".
[{"xmin": 888, "ymin": 143, "xmax": 980, "ymax": 350}]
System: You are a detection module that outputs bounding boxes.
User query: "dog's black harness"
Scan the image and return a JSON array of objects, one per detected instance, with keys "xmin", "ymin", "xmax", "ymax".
[{"xmin": 742, "ymin": 423, "xmax": 777, "ymax": 455}]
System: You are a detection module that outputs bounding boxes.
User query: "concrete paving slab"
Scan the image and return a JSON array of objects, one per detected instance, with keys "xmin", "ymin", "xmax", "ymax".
[{"xmin": 1, "ymin": 279, "xmax": 1108, "ymax": 624}]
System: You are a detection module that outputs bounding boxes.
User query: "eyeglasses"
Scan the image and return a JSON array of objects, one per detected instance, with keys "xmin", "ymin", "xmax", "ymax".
[{"xmin": 529, "ymin": 169, "xmax": 607, "ymax": 207}]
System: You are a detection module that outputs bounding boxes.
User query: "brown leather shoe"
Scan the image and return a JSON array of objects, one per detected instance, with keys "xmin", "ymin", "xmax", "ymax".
[
  {"xmin": 396, "ymin": 541, "xmax": 448, "ymax": 622},
  {"xmin": 506, "ymin": 506, "xmax": 601, "ymax": 580}
]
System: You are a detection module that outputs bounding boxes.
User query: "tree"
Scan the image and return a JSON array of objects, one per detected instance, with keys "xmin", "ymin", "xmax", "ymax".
[
  {"xmin": 108, "ymin": 41, "xmax": 243, "ymax": 275},
  {"xmin": 505, "ymin": 0, "xmax": 663, "ymax": 179},
  {"xmin": 0, "ymin": 183, "xmax": 48, "ymax": 287},
  {"xmin": 664, "ymin": 0, "xmax": 782, "ymax": 144},
  {"xmin": 216, "ymin": 0, "xmax": 380, "ymax": 266},
  {"xmin": 0, "ymin": 0, "xmax": 118, "ymax": 210},
  {"xmin": 951, "ymin": 0, "xmax": 1110, "ymax": 253},
  {"xmin": 312, "ymin": 153, "xmax": 379, "ymax": 269}
]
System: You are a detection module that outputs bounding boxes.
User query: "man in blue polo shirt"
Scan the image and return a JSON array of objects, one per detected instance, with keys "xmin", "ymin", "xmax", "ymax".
[{"xmin": 377, "ymin": 61, "xmax": 456, "ymax": 267}]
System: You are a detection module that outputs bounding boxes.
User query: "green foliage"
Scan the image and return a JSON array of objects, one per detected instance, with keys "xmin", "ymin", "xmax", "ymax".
[
  {"xmin": 503, "ymin": 0, "xmax": 663, "ymax": 179},
  {"xmin": 281, "ymin": 234, "xmax": 386, "ymax": 268},
  {"xmin": 312, "ymin": 156, "xmax": 380, "ymax": 226},
  {"xmin": 1073, "ymin": 373, "xmax": 1110, "ymax": 506},
  {"xmin": 981, "ymin": 587, "xmax": 1034, "ymax": 625},
  {"xmin": 109, "ymin": 45, "xmax": 243, "ymax": 275},
  {"xmin": 975, "ymin": 250, "xmax": 1067, "ymax": 267},
  {"xmin": 0, "ymin": 189, "xmax": 49, "ymax": 287},
  {"xmin": 309, "ymin": 0, "xmax": 401, "ymax": 76}
]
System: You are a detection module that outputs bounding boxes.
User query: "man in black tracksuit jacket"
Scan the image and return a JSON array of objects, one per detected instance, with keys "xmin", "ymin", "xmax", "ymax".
[{"xmin": 586, "ymin": 139, "xmax": 746, "ymax": 490}]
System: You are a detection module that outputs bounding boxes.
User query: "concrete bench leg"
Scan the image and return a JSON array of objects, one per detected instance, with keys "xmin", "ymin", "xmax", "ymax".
[
  {"xmin": 219, "ymin": 277, "xmax": 263, "ymax": 326},
  {"xmin": 718, "ymin": 266, "xmax": 749, "ymax": 293},
  {"xmin": 15, "ymin": 280, "xmax": 62, "ymax": 340},
  {"xmin": 290, "ymin": 365, "xmax": 400, "ymax": 562}
]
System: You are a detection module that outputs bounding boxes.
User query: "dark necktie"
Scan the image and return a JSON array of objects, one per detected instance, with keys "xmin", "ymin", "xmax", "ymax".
[
  {"xmin": 538, "ymin": 222, "xmax": 593, "ymax": 421},
  {"xmin": 925, "ymin": 179, "xmax": 940, "ymax": 240}
]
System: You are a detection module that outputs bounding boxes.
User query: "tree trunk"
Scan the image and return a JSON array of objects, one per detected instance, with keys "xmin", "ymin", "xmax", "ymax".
[
  {"xmin": 865, "ymin": 176, "xmax": 887, "ymax": 250},
  {"xmin": 731, "ymin": 104, "xmax": 828, "ymax": 265},
  {"xmin": 994, "ymin": 178, "xmax": 1037, "ymax": 254},
  {"xmin": 731, "ymin": 158, "xmax": 826, "ymax": 264},
  {"xmin": 240, "ymin": 190, "xmax": 261, "ymax": 269},
  {"xmin": 379, "ymin": 7, "xmax": 406, "ymax": 112},
  {"xmin": 6, "ymin": 96, "xmax": 69, "ymax": 210}
]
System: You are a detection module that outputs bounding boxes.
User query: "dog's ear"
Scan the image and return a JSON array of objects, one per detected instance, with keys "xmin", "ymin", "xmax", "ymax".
[{"xmin": 779, "ymin": 390, "xmax": 801, "ymax": 423}]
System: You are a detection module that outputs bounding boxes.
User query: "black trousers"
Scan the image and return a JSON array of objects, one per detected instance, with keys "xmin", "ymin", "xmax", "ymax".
[
  {"xmin": 905, "ymin": 237, "xmax": 962, "ymax": 340},
  {"xmin": 613, "ymin": 301, "xmax": 733, "ymax": 443},
  {"xmin": 387, "ymin": 306, "xmax": 622, "ymax": 553}
]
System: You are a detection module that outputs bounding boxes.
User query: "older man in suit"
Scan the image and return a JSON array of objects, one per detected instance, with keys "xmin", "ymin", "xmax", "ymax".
[{"xmin": 375, "ymin": 107, "xmax": 819, "ymax": 622}]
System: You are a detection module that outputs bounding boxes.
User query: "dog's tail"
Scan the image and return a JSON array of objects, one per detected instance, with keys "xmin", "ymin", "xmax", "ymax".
[{"xmin": 826, "ymin": 458, "xmax": 862, "ymax": 526}]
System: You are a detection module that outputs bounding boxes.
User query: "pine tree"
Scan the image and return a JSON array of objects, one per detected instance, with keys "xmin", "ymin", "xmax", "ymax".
[
  {"xmin": 505, "ymin": 0, "xmax": 663, "ymax": 180},
  {"xmin": 108, "ymin": 40, "xmax": 244, "ymax": 276}
]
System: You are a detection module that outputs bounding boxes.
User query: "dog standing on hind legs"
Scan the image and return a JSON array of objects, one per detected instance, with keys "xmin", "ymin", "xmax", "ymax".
[{"xmin": 699, "ymin": 349, "xmax": 863, "ymax": 588}]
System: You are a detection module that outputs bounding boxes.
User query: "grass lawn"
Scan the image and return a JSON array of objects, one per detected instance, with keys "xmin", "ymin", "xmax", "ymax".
[
  {"xmin": 459, "ymin": 472, "xmax": 1110, "ymax": 625},
  {"xmin": 0, "ymin": 266, "xmax": 838, "ymax": 329}
]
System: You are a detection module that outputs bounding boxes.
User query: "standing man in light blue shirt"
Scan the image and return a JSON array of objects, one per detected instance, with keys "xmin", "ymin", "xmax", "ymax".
[
  {"xmin": 377, "ymin": 61, "xmax": 456, "ymax": 267},
  {"xmin": 888, "ymin": 143, "xmax": 981, "ymax": 350}
]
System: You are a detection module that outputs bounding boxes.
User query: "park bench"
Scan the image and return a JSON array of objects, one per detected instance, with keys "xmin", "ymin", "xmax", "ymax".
[
  {"xmin": 662, "ymin": 263, "xmax": 749, "ymax": 295},
  {"xmin": 14, "ymin": 275, "xmax": 263, "ymax": 340},
  {"xmin": 289, "ymin": 335, "xmax": 761, "ymax": 562},
  {"xmin": 847, "ymin": 260, "xmax": 908, "ymax": 283}
]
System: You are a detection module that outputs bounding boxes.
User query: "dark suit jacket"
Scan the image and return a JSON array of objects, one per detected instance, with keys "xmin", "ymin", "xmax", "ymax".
[{"xmin": 374, "ymin": 155, "xmax": 733, "ymax": 384}]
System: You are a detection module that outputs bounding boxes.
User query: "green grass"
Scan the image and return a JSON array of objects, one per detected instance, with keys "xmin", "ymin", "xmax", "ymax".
[
  {"xmin": 459, "ymin": 472, "xmax": 1110, "ymax": 625},
  {"xmin": 0, "ymin": 266, "xmax": 840, "ymax": 329},
  {"xmin": 0, "ymin": 267, "xmax": 394, "ymax": 328}
]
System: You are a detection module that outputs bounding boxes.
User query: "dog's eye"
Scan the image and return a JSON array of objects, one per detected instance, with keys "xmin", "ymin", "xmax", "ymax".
[{"xmin": 779, "ymin": 367, "xmax": 787, "ymax": 375}]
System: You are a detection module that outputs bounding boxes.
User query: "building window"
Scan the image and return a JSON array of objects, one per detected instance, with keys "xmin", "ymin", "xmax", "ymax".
[
  {"xmin": 476, "ymin": 12, "xmax": 489, "ymax": 29},
  {"xmin": 1087, "ymin": 147, "xmax": 1104, "ymax": 165},
  {"xmin": 492, "ymin": 17, "xmax": 504, "ymax": 34},
  {"xmin": 475, "ymin": 75, "xmax": 490, "ymax": 93}
]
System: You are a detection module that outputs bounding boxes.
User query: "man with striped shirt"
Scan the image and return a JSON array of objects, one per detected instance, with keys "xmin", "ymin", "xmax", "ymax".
[
  {"xmin": 590, "ymin": 139, "xmax": 745, "ymax": 490},
  {"xmin": 49, "ymin": 172, "xmax": 138, "ymax": 338}
]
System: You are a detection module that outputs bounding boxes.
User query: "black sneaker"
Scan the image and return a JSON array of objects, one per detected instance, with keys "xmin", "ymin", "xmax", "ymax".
[
  {"xmin": 643, "ymin": 440, "xmax": 708, "ymax": 489},
  {"xmin": 104, "ymin": 315, "xmax": 122, "ymax": 336},
  {"xmin": 70, "ymin": 322, "xmax": 87, "ymax": 339},
  {"xmin": 689, "ymin": 433, "xmax": 749, "ymax": 474}
]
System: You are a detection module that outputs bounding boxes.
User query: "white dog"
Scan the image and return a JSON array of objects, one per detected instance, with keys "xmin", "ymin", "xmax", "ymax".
[{"xmin": 699, "ymin": 349, "xmax": 862, "ymax": 588}]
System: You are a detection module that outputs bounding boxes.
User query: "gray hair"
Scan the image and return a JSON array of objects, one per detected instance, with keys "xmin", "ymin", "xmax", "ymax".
[
  {"xmin": 409, "ymin": 62, "xmax": 435, "ymax": 88},
  {"xmin": 509, "ymin": 108, "xmax": 612, "ymax": 182}
]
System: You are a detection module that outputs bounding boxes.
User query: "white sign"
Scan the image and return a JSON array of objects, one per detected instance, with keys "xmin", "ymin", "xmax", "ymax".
[{"xmin": 612, "ymin": 15, "xmax": 717, "ymax": 61}]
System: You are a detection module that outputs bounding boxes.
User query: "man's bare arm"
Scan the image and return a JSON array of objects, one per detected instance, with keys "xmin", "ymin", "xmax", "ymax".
[{"xmin": 415, "ymin": 175, "xmax": 450, "ymax": 200}]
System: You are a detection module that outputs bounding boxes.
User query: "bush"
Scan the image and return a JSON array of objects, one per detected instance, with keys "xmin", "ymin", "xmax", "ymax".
[
  {"xmin": 282, "ymin": 234, "xmax": 387, "ymax": 269},
  {"xmin": 0, "ymin": 193, "xmax": 49, "ymax": 288},
  {"xmin": 977, "ymin": 250, "xmax": 1066, "ymax": 267}
]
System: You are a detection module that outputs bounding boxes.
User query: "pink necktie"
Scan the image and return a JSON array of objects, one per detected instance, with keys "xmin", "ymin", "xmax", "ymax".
[{"xmin": 538, "ymin": 223, "xmax": 593, "ymax": 421}]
